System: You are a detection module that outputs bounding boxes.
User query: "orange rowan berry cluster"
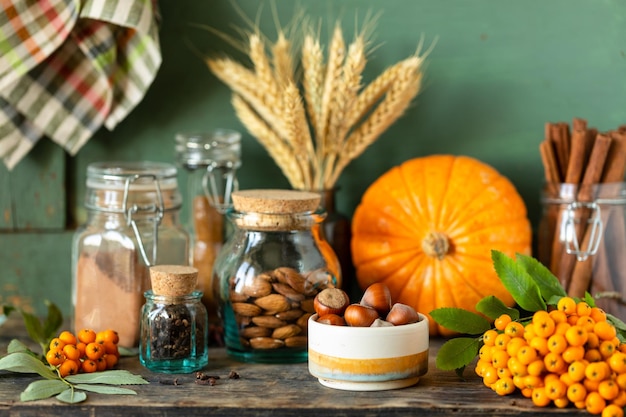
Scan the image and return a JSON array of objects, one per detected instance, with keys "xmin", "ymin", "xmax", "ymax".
[
  {"xmin": 476, "ymin": 297, "xmax": 626, "ymax": 417},
  {"xmin": 45, "ymin": 329, "xmax": 120, "ymax": 377}
]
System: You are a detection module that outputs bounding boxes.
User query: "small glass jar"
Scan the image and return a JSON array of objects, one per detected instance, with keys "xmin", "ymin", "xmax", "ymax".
[
  {"xmin": 175, "ymin": 130, "xmax": 242, "ymax": 322},
  {"xmin": 213, "ymin": 189, "xmax": 341, "ymax": 363},
  {"xmin": 140, "ymin": 265, "xmax": 208, "ymax": 373},
  {"xmin": 72, "ymin": 162, "xmax": 189, "ymax": 348},
  {"xmin": 538, "ymin": 182, "xmax": 626, "ymax": 318}
]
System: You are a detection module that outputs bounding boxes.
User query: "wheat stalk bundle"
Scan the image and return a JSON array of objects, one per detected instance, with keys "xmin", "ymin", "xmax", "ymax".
[{"xmin": 206, "ymin": 22, "xmax": 428, "ymax": 190}]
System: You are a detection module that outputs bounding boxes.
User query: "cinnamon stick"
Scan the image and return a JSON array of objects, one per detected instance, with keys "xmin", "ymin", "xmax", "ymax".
[
  {"xmin": 567, "ymin": 134, "xmax": 614, "ymax": 297},
  {"xmin": 603, "ymin": 131, "xmax": 626, "ymax": 183},
  {"xmin": 539, "ymin": 140, "xmax": 561, "ymax": 184},
  {"xmin": 578, "ymin": 134, "xmax": 613, "ymax": 200},
  {"xmin": 550, "ymin": 123, "xmax": 570, "ymax": 181}
]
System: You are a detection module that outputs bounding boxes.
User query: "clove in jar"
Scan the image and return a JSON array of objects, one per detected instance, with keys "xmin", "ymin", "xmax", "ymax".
[{"xmin": 140, "ymin": 265, "xmax": 208, "ymax": 373}]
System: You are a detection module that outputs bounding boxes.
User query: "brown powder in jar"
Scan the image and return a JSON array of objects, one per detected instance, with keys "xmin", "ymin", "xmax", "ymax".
[{"xmin": 74, "ymin": 250, "xmax": 148, "ymax": 348}]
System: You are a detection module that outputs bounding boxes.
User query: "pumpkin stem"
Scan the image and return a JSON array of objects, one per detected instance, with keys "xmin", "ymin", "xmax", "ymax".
[{"xmin": 422, "ymin": 231, "xmax": 450, "ymax": 260}]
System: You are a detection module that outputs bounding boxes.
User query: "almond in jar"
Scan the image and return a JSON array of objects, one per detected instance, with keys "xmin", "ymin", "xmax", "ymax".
[{"xmin": 212, "ymin": 189, "xmax": 341, "ymax": 363}]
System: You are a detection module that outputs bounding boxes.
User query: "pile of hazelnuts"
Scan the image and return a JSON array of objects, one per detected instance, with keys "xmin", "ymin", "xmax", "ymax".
[{"xmin": 313, "ymin": 282, "xmax": 421, "ymax": 327}]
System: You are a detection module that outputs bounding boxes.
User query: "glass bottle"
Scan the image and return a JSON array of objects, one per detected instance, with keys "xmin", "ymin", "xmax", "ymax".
[
  {"xmin": 318, "ymin": 188, "xmax": 357, "ymax": 299},
  {"xmin": 140, "ymin": 265, "xmax": 208, "ymax": 373},
  {"xmin": 175, "ymin": 130, "xmax": 241, "ymax": 323},
  {"xmin": 72, "ymin": 161, "xmax": 189, "ymax": 348},
  {"xmin": 213, "ymin": 189, "xmax": 341, "ymax": 364},
  {"xmin": 538, "ymin": 182, "xmax": 626, "ymax": 318}
]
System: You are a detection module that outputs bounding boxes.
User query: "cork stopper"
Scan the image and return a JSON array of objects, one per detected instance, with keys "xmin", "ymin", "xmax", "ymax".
[
  {"xmin": 232, "ymin": 189, "xmax": 320, "ymax": 213},
  {"xmin": 150, "ymin": 265, "xmax": 198, "ymax": 296},
  {"xmin": 231, "ymin": 189, "xmax": 321, "ymax": 231}
]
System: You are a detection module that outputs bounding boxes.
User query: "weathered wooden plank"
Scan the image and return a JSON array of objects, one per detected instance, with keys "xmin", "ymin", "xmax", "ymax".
[
  {"xmin": 0, "ymin": 231, "xmax": 72, "ymax": 317},
  {"xmin": 0, "ymin": 164, "xmax": 11, "ymax": 229},
  {"xmin": 9, "ymin": 141, "xmax": 65, "ymax": 230},
  {"xmin": 0, "ymin": 318, "xmax": 577, "ymax": 417}
]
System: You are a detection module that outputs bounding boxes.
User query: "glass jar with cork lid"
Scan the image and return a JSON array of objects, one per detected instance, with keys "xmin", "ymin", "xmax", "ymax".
[
  {"xmin": 213, "ymin": 189, "xmax": 341, "ymax": 363},
  {"xmin": 140, "ymin": 265, "xmax": 208, "ymax": 373},
  {"xmin": 72, "ymin": 162, "xmax": 189, "ymax": 349}
]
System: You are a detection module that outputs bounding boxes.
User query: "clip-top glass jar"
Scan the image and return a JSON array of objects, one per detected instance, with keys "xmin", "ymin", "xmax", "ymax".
[
  {"xmin": 213, "ymin": 189, "xmax": 341, "ymax": 363},
  {"xmin": 72, "ymin": 162, "xmax": 189, "ymax": 348},
  {"xmin": 538, "ymin": 182, "xmax": 626, "ymax": 319},
  {"xmin": 175, "ymin": 130, "xmax": 241, "ymax": 323}
]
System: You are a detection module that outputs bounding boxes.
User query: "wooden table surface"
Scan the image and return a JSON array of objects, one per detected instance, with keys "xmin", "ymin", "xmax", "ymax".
[{"xmin": 0, "ymin": 316, "xmax": 583, "ymax": 417}]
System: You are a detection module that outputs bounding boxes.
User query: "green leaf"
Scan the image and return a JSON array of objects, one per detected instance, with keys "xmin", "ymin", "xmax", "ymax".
[
  {"xmin": 7, "ymin": 339, "xmax": 30, "ymax": 354},
  {"xmin": 56, "ymin": 389, "xmax": 87, "ymax": 404},
  {"xmin": 430, "ymin": 308, "xmax": 491, "ymax": 335},
  {"xmin": 476, "ymin": 296, "xmax": 520, "ymax": 321},
  {"xmin": 584, "ymin": 292, "xmax": 596, "ymax": 307},
  {"xmin": 19, "ymin": 310, "xmax": 45, "ymax": 346},
  {"xmin": 0, "ymin": 352, "xmax": 56, "ymax": 379},
  {"xmin": 66, "ymin": 370, "xmax": 149, "ymax": 385},
  {"xmin": 42, "ymin": 301, "xmax": 63, "ymax": 342},
  {"xmin": 436, "ymin": 337, "xmax": 480, "ymax": 371},
  {"xmin": 118, "ymin": 346, "xmax": 139, "ymax": 357},
  {"xmin": 545, "ymin": 295, "xmax": 562, "ymax": 307},
  {"xmin": 2, "ymin": 305, "xmax": 15, "ymax": 316},
  {"xmin": 74, "ymin": 384, "xmax": 137, "ymax": 395},
  {"xmin": 516, "ymin": 253, "xmax": 566, "ymax": 301},
  {"xmin": 608, "ymin": 314, "xmax": 626, "ymax": 332},
  {"xmin": 491, "ymin": 251, "xmax": 546, "ymax": 312},
  {"xmin": 20, "ymin": 379, "xmax": 68, "ymax": 402}
]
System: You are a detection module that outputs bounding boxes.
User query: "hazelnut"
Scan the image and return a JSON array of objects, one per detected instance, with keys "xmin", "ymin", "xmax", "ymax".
[
  {"xmin": 313, "ymin": 288, "xmax": 350, "ymax": 317},
  {"xmin": 386, "ymin": 303, "xmax": 420, "ymax": 326},
  {"xmin": 316, "ymin": 313, "xmax": 346, "ymax": 326},
  {"xmin": 360, "ymin": 282, "xmax": 392, "ymax": 316},
  {"xmin": 344, "ymin": 304, "xmax": 379, "ymax": 327},
  {"xmin": 370, "ymin": 318, "xmax": 394, "ymax": 327}
]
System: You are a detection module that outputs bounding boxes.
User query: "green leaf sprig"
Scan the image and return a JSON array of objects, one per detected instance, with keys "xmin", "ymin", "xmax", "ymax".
[
  {"xmin": 431, "ymin": 250, "xmax": 626, "ymax": 376},
  {"xmin": 3, "ymin": 300, "xmax": 63, "ymax": 356},
  {"xmin": 0, "ymin": 302, "xmax": 149, "ymax": 404}
]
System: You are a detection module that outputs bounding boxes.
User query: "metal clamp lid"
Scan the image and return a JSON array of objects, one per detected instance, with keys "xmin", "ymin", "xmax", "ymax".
[
  {"xmin": 562, "ymin": 201, "xmax": 603, "ymax": 261},
  {"xmin": 84, "ymin": 161, "xmax": 182, "ymax": 267}
]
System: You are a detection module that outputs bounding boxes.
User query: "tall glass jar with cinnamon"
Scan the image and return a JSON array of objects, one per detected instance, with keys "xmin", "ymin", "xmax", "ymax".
[
  {"xmin": 175, "ymin": 130, "xmax": 241, "ymax": 326},
  {"xmin": 213, "ymin": 189, "xmax": 341, "ymax": 363},
  {"xmin": 72, "ymin": 162, "xmax": 189, "ymax": 349},
  {"xmin": 538, "ymin": 182, "xmax": 626, "ymax": 319}
]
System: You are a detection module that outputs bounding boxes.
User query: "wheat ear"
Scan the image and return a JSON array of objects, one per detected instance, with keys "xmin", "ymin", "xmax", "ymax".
[
  {"xmin": 315, "ymin": 24, "xmax": 345, "ymax": 186},
  {"xmin": 327, "ymin": 62, "xmax": 423, "ymax": 186},
  {"xmin": 302, "ymin": 34, "xmax": 324, "ymax": 144},
  {"xmin": 322, "ymin": 36, "xmax": 367, "ymax": 187},
  {"xmin": 283, "ymin": 82, "xmax": 315, "ymax": 189},
  {"xmin": 207, "ymin": 57, "xmax": 290, "ymax": 143},
  {"xmin": 232, "ymin": 94, "xmax": 305, "ymax": 189},
  {"xmin": 344, "ymin": 55, "xmax": 423, "ymax": 131},
  {"xmin": 272, "ymin": 32, "xmax": 295, "ymax": 88},
  {"xmin": 248, "ymin": 34, "xmax": 288, "ymax": 136}
]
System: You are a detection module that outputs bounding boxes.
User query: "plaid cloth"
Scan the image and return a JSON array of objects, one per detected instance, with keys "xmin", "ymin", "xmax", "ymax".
[{"xmin": 0, "ymin": 0, "xmax": 161, "ymax": 170}]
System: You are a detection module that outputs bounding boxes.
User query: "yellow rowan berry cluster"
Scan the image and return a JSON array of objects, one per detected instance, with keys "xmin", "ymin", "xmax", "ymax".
[
  {"xmin": 475, "ymin": 297, "xmax": 626, "ymax": 417},
  {"xmin": 45, "ymin": 329, "xmax": 120, "ymax": 377}
]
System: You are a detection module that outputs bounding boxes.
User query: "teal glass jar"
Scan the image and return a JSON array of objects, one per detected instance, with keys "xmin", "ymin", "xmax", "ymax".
[
  {"xmin": 213, "ymin": 189, "xmax": 340, "ymax": 364},
  {"xmin": 140, "ymin": 265, "xmax": 208, "ymax": 373}
]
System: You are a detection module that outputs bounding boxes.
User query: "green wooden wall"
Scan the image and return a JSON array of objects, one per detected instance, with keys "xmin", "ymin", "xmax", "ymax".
[{"xmin": 1, "ymin": 0, "xmax": 625, "ymax": 316}]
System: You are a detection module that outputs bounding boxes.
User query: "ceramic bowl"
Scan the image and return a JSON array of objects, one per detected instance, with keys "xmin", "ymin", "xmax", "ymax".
[{"xmin": 308, "ymin": 313, "xmax": 429, "ymax": 391}]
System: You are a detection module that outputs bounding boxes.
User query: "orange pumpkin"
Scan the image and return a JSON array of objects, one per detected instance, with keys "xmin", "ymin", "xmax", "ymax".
[{"xmin": 351, "ymin": 155, "xmax": 532, "ymax": 336}]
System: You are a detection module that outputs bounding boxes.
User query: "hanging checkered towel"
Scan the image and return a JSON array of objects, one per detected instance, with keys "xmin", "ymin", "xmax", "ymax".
[{"xmin": 0, "ymin": 0, "xmax": 162, "ymax": 170}]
